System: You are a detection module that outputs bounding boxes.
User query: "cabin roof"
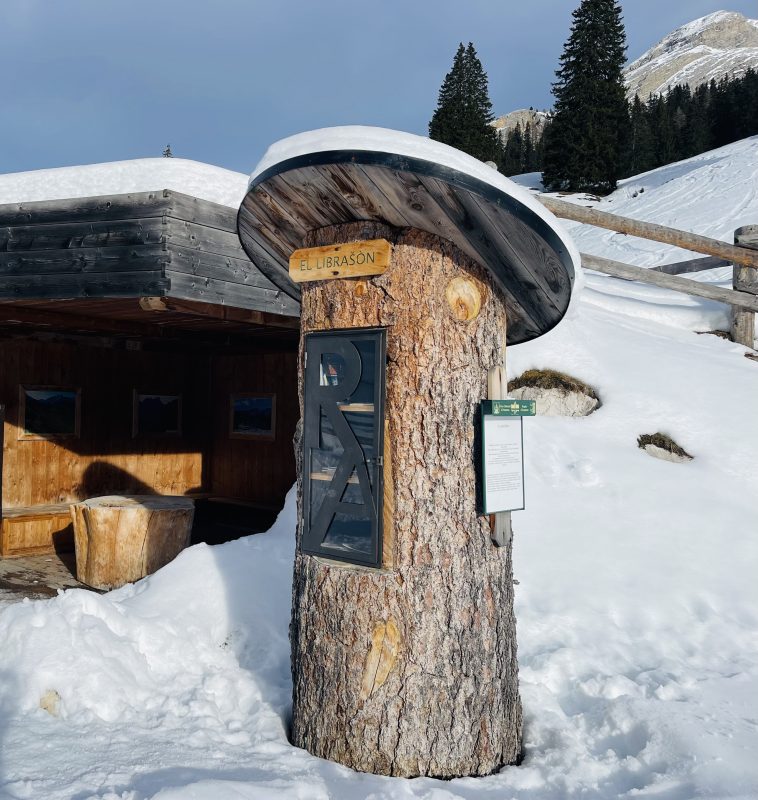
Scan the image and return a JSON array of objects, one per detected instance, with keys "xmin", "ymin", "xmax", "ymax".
[{"xmin": 0, "ymin": 187, "xmax": 299, "ymax": 320}]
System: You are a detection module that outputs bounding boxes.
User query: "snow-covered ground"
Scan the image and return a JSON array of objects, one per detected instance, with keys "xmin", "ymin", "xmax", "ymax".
[
  {"xmin": 517, "ymin": 136, "xmax": 758, "ymax": 339},
  {"xmin": 1, "ymin": 141, "xmax": 757, "ymax": 799}
]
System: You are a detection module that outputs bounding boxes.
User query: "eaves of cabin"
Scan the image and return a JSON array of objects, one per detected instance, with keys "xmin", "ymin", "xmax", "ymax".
[{"xmin": 0, "ymin": 188, "xmax": 299, "ymax": 346}]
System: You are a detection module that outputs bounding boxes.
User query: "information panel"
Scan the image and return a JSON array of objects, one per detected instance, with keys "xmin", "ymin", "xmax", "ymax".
[
  {"xmin": 480, "ymin": 399, "xmax": 534, "ymax": 514},
  {"xmin": 482, "ymin": 416, "xmax": 524, "ymax": 513}
]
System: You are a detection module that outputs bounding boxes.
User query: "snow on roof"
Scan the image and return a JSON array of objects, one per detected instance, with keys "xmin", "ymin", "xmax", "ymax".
[
  {"xmin": 251, "ymin": 125, "xmax": 582, "ymax": 285},
  {"xmin": 0, "ymin": 157, "xmax": 249, "ymax": 209}
]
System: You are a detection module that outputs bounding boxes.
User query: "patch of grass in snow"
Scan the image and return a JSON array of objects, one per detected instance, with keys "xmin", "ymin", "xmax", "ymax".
[
  {"xmin": 510, "ymin": 368, "xmax": 599, "ymax": 400},
  {"xmin": 696, "ymin": 329, "xmax": 732, "ymax": 341},
  {"xmin": 637, "ymin": 432, "xmax": 693, "ymax": 459}
]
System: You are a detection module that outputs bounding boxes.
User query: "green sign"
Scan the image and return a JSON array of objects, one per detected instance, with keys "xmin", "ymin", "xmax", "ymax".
[{"xmin": 481, "ymin": 399, "xmax": 536, "ymax": 417}]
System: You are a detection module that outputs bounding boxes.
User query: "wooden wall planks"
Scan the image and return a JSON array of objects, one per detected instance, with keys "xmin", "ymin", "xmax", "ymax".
[
  {"xmin": 0, "ymin": 337, "xmax": 298, "ymax": 530},
  {"xmin": 0, "ymin": 187, "xmax": 301, "ymax": 556},
  {"xmin": 0, "ymin": 190, "xmax": 300, "ymax": 320},
  {"xmin": 210, "ymin": 350, "xmax": 298, "ymax": 509},
  {"xmin": 0, "ymin": 338, "xmax": 209, "ymax": 508},
  {"xmin": 1, "ymin": 512, "xmax": 73, "ymax": 557}
]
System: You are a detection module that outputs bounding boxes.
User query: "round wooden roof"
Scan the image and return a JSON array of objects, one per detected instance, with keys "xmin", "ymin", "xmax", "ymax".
[{"xmin": 237, "ymin": 129, "xmax": 578, "ymax": 344}]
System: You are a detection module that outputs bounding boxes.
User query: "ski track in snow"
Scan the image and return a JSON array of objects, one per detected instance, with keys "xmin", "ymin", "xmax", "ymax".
[{"xmin": 1, "ymin": 139, "xmax": 758, "ymax": 799}]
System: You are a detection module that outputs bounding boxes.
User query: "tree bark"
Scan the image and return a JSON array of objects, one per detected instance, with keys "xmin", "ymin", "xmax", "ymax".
[
  {"xmin": 291, "ymin": 222, "xmax": 522, "ymax": 778},
  {"xmin": 71, "ymin": 495, "xmax": 194, "ymax": 590}
]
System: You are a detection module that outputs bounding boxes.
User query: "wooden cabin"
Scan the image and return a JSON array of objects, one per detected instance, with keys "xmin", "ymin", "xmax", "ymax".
[{"xmin": 0, "ymin": 174, "xmax": 299, "ymax": 558}]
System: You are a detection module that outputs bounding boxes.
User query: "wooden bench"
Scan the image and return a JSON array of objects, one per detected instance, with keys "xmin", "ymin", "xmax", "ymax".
[{"xmin": 1, "ymin": 503, "xmax": 74, "ymax": 558}]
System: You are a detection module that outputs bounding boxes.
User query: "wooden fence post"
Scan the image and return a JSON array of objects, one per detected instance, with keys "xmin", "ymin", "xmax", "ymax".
[{"xmin": 731, "ymin": 226, "xmax": 758, "ymax": 348}]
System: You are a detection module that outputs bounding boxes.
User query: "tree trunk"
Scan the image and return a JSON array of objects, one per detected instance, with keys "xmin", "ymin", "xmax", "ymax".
[
  {"xmin": 291, "ymin": 222, "xmax": 522, "ymax": 778},
  {"xmin": 71, "ymin": 495, "xmax": 194, "ymax": 590}
]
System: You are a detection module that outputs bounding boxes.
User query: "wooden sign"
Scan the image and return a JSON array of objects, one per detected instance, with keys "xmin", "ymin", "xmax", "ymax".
[{"xmin": 289, "ymin": 239, "xmax": 391, "ymax": 283}]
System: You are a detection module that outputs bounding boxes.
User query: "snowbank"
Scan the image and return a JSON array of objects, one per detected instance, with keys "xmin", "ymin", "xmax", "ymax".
[
  {"xmin": 0, "ymin": 490, "xmax": 297, "ymax": 798},
  {"xmin": 562, "ymin": 135, "xmax": 758, "ymax": 335},
  {"xmin": 1, "ymin": 298, "xmax": 757, "ymax": 799}
]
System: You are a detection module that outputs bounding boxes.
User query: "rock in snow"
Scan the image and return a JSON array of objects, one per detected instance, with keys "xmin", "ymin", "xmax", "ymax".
[
  {"xmin": 642, "ymin": 443, "xmax": 692, "ymax": 464},
  {"xmin": 508, "ymin": 369, "xmax": 600, "ymax": 417},
  {"xmin": 509, "ymin": 386, "xmax": 599, "ymax": 417}
]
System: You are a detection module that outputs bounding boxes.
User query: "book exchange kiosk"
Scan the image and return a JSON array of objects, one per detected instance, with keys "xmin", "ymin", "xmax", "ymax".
[{"xmin": 0, "ymin": 127, "xmax": 578, "ymax": 778}]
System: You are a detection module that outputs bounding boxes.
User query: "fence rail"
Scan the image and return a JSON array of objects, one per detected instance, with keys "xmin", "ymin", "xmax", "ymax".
[
  {"xmin": 537, "ymin": 195, "xmax": 758, "ymax": 347},
  {"xmin": 580, "ymin": 253, "xmax": 758, "ymax": 313},
  {"xmin": 539, "ymin": 195, "xmax": 758, "ymax": 269},
  {"xmin": 650, "ymin": 255, "xmax": 729, "ymax": 275}
]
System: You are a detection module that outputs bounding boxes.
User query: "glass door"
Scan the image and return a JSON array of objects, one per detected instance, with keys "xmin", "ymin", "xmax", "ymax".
[{"xmin": 302, "ymin": 328, "xmax": 386, "ymax": 567}]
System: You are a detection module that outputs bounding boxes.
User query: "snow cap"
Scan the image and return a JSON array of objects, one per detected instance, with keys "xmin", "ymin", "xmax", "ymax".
[{"xmin": 241, "ymin": 126, "xmax": 582, "ymax": 345}]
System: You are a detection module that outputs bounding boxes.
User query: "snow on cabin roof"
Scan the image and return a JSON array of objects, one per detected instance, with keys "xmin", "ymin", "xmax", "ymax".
[{"xmin": 0, "ymin": 157, "xmax": 249, "ymax": 209}]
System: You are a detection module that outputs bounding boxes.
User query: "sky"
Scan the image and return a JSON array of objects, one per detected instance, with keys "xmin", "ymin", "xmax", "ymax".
[{"xmin": 1, "ymin": 1, "xmax": 756, "ymax": 177}]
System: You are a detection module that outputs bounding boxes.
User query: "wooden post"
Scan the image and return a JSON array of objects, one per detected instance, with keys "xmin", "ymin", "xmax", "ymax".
[
  {"xmin": 731, "ymin": 226, "xmax": 758, "ymax": 348},
  {"xmin": 0, "ymin": 404, "xmax": 3, "ymax": 532},
  {"xmin": 290, "ymin": 222, "xmax": 522, "ymax": 778}
]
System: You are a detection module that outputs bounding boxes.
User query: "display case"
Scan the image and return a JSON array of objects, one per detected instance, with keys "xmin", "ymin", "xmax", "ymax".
[{"xmin": 301, "ymin": 328, "xmax": 386, "ymax": 567}]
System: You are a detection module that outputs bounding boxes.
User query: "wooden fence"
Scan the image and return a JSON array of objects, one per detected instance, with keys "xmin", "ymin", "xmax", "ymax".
[{"xmin": 537, "ymin": 195, "xmax": 758, "ymax": 348}]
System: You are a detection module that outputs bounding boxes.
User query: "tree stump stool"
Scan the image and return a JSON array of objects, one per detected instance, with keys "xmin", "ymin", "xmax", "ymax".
[{"xmin": 71, "ymin": 495, "xmax": 194, "ymax": 590}]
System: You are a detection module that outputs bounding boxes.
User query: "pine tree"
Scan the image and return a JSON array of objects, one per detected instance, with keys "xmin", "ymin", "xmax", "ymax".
[
  {"xmin": 523, "ymin": 123, "xmax": 536, "ymax": 173},
  {"xmin": 650, "ymin": 94, "xmax": 676, "ymax": 166},
  {"xmin": 688, "ymin": 83, "xmax": 712, "ymax": 156},
  {"xmin": 542, "ymin": 0, "xmax": 628, "ymax": 193},
  {"xmin": 627, "ymin": 95, "xmax": 655, "ymax": 175},
  {"xmin": 501, "ymin": 123, "xmax": 524, "ymax": 176},
  {"xmin": 429, "ymin": 42, "xmax": 502, "ymax": 163}
]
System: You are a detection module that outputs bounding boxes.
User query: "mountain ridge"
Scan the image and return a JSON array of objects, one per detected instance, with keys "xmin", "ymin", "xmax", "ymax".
[
  {"xmin": 494, "ymin": 10, "xmax": 758, "ymax": 137},
  {"xmin": 624, "ymin": 10, "xmax": 758, "ymax": 100}
]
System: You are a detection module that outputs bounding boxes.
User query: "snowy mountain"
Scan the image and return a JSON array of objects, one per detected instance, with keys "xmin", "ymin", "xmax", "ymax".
[
  {"xmin": 624, "ymin": 10, "xmax": 758, "ymax": 100},
  {"xmin": 494, "ymin": 10, "xmax": 758, "ymax": 124},
  {"xmin": 0, "ymin": 141, "xmax": 757, "ymax": 798},
  {"xmin": 492, "ymin": 108, "xmax": 549, "ymax": 141}
]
